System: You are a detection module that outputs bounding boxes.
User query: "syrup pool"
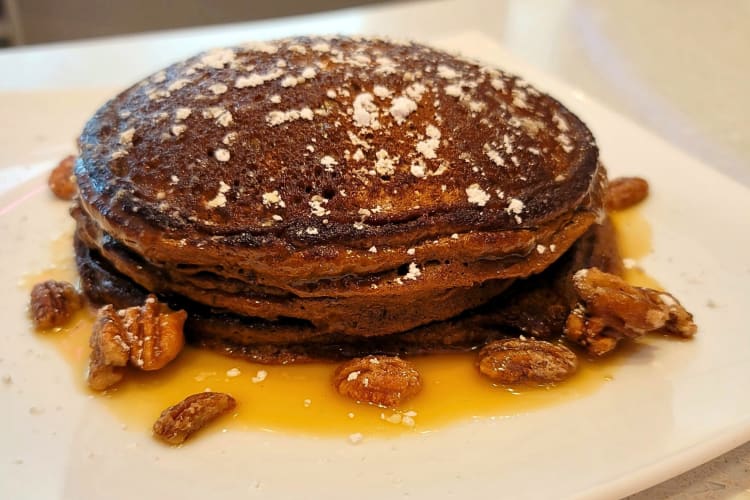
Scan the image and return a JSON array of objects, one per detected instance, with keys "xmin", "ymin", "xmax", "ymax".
[{"xmin": 24, "ymin": 207, "xmax": 652, "ymax": 438}]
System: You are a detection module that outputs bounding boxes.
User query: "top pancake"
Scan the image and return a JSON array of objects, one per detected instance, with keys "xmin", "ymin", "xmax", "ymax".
[{"xmin": 75, "ymin": 36, "xmax": 600, "ymax": 278}]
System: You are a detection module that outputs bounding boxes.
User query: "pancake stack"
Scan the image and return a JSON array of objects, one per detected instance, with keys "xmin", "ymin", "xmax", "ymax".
[{"xmin": 73, "ymin": 36, "xmax": 607, "ymax": 363}]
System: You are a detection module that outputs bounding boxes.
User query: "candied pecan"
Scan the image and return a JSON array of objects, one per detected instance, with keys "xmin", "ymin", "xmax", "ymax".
[
  {"xmin": 477, "ymin": 338, "xmax": 578, "ymax": 384},
  {"xmin": 605, "ymin": 176, "xmax": 649, "ymax": 211},
  {"xmin": 333, "ymin": 355, "xmax": 422, "ymax": 407},
  {"xmin": 86, "ymin": 296, "xmax": 186, "ymax": 390},
  {"xmin": 564, "ymin": 268, "xmax": 697, "ymax": 355},
  {"xmin": 29, "ymin": 280, "xmax": 82, "ymax": 329},
  {"xmin": 119, "ymin": 295, "xmax": 186, "ymax": 371},
  {"xmin": 88, "ymin": 305, "xmax": 130, "ymax": 391},
  {"xmin": 153, "ymin": 392, "xmax": 236, "ymax": 445},
  {"xmin": 48, "ymin": 155, "xmax": 77, "ymax": 200},
  {"xmin": 564, "ymin": 307, "xmax": 620, "ymax": 356}
]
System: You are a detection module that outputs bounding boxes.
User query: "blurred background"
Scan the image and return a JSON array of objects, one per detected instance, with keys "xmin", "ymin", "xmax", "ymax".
[{"xmin": 0, "ymin": 0, "xmax": 401, "ymax": 46}]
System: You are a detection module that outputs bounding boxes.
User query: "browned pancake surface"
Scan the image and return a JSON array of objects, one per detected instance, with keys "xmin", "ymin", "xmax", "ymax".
[
  {"xmin": 73, "ymin": 36, "xmax": 609, "ymax": 345},
  {"xmin": 75, "ymin": 218, "xmax": 622, "ymax": 364},
  {"xmin": 75, "ymin": 36, "xmax": 600, "ymax": 275}
]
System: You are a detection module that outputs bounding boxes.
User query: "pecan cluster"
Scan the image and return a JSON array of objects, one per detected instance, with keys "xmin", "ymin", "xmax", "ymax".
[
  {"xmin": 88, "ymin": 295, "xmax": 186, "ymax": 390},
  {"xmin": 564, "ymin": 268, "xmax": 697, "ymax": 355}
]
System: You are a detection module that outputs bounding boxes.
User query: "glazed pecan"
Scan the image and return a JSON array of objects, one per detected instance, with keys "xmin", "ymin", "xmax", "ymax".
[
  {"xmin": 606, "ymin": 176, "xmax": 649, "ymax": 211},
  {"xmin": 564, "ymin": 268, "xmax": 697, "ymax": 355},
  {"xmin": 29, "ymin": 280, "xmax": 82, "ymax": 329},
  {"xmin": 88, "ymin": 305, "xmax": 130, "ymax": 391},
  {"xmin": 48, "ymin": 155, "xmax": 77, "ymax": 200},
  {"xmin": 477, "ymin": 338, "xmax": 578, "ymax": 384},
  {"xmin": 153, "ymin": 392, "xmax": 236, "ymax": 445},
  {"xmin": 333, "ymin": 355, "xmax": 422, "ymax": 408},
  {"xmin": 86, "ymin": 296, "xmax": 186, "ymax": 390},
  {"xmin": 119, "ymin": 295, "xmax": 186, "ymax": 371}
]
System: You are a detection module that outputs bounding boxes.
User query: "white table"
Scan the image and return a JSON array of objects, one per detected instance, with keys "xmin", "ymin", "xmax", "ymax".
[{"xmin": 1, "ymin": 1, "xmax": 748, "ymax": 497}]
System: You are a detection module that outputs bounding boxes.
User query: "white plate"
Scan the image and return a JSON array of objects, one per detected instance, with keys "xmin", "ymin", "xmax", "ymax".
[{"xmin": 2, "ymin": 33, "xmax": 750, "ymax": 500}]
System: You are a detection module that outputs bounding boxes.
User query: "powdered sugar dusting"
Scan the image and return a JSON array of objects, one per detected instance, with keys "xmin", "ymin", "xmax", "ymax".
[
  {"xmin": 506, "ymin": 198, "xmax": 525, "ymax": 223},
  {"xmin": 175, "ymin": 107, "xmax": 192, "ymax": 121},
  {"xmin": 119, "ymin": 128, "xmax": 135, "ymax": 146},
  {"xmin": 553, "ymin": 112, "xmax": 570, "ymax": 132},
  {"xmin": 320, "ymin": 155, "xmax": 338, "ymax": 171},
  {"xmin": 235, "ymin": 68, "xmax": 284, "ymax": 88},
  {"xmin": 201, "ymin": 48, "xmax": 236, "ymax": 69},
  {"xmin": 416, "ymin": 125, "xmax": 441, "ymax": 159},
  {"xmin": 209, "ymin": 83, "xmax": 228, "ymax": 95},
  {"xmin": 213, "ymin": 148, "xmax": 230, "ymax": 162},
  {"xmin": 171, "ymin": 124, "xmax": 187, "ymax": 136},
  {"xmin": 167, "ymin": 79, "xmax": 190, "ymax": 92},
  {"xmin": 352, "ymin": 92, "xmax": 379, "ymax": 128},
  {"xmin": 410, "ymin": 161, "xmax": 426, "ymax": 178},
  {"xmin": 311, "ymin": 41, "xmax": 330, "ymax": 52},
  {"xmin": 466, "ymin": 184, "xmax": 490, "ymax": 206},
  {"xmin": 373, "ymin": 85, "xmax": 392, "ymax": 99},
  {"xmin": 280, "ymin": 75, "xmax": 298, "ymax": 87},
  {"xmin": 266, "ymin": 107, "xmax": 314, "ymax": 126},
  {"xmin": 483, "ymin": 144, "xmax": 504, "ymax": 166},
  {"xmin": 405, "ymin": 82, "xmax": 427, "ymax": 101},
  {"xmin": 389, "ymin": 95, "xmax": 418, "ymax": 124},
  {"xmin": 309, "ymin": 195, "xmax": 330, "ymax": 216},
  {"xmin": 202, "ymin": 107, "xmax": 233, "ymax": 127},
  {"xmin": 437, "ymin": 65, "xmax": 460, "ymax": 79},
  {"xmin": 242, "ymin": 41, "xmax": 278, "ymax": 54},
  {"xmin": 374, "ymin": 149, "xmax": 397, "ymax": 176},
  {"xmin": 205, "ymin": 181, "xmax": 231, "ymax": 208},
  {"xmin": 113, "ymin": 36, "xmax": 588, "ymax": 232},
  {"xmin": 444, "ymin": 84, "xmax": 463, "ymax": 98},
  {"xmin": 262, "ymin": 190, "xmax": 285, "ymax": 208},
  {"xmin": 403, "ymin": 262, "xmax": 422, "ymax": 281}
]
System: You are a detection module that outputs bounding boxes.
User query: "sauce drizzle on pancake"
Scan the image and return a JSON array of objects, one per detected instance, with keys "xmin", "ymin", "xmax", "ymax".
[{"xmin": 24, "ymin": 208, "xmax": 655, "ymax": 439}]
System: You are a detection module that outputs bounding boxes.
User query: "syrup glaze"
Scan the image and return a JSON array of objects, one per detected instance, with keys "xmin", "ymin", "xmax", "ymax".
[{"xmin": 25, "ymin": 207, "xmax": 652, "ymax": 437}]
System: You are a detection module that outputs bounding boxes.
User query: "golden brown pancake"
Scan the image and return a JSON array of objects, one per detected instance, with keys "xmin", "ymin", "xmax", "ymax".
[
  {"xmin": 73, "ymin": 36, "xmax": 605, "ymax": 349},
  {"xmin": 75, "ymin": 218, "xmax": 621, "ymax": 364}
]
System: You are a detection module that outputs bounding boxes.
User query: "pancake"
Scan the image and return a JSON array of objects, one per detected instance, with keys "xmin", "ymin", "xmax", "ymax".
[
  {"xmin": 73, "ymin": 36, "xmax": 605, "ymax": 349},
  {"xmin": 75, "ymin": 215, "xmax": 622, "ymax": 364}
]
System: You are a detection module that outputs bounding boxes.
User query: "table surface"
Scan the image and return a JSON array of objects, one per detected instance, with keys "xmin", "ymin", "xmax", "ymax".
[{"xmin": 1, "ymin": 1, "xmax": 748, "ymax": 497}]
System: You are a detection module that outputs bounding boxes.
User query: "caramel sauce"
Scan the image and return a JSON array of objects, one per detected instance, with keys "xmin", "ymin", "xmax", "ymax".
[
  {"xmin": 25, "ymin": 208, "xmax": 656, "ymax": 437},
  {"xmin": 40, "ymin": 316, "xmax": 619, "ymax": 436},
  {"xmin": 609, "ymin": 207, "xmax": 662, "ymax": 290}
]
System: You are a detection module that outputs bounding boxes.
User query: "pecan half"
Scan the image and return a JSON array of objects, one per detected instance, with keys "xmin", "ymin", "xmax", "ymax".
[
  {"xmin": 88, "ymin": 305, "xmax": 130, "ymax": 391},
  {"xmin": 477, "ymin": 338, "xmax": 578, "ymax": 384},
  {"xmin": 86, "ymin": 296, "xmax": 186, "ymax": 390},
  {"xmin": 48, "ymin": 155, "xmax": 77, "ymax": 200},
  {"xmin": 153, "ymin": 392, "xmax": 236, "ymax": 445},
  {"xmin": 606, "ymin": 176, "xmax": 649, "ymax": 211},
  {"xmin": 333, "ymin": 355, "xmax": 422, "ymax": 408},
  {"xmin": 564, "ymin": 268, "xmax": 697, "ymax": 355},
  {"xmin": 29, "ymin": 280, "xmax": 82, "ymax": 329},
  {"xmin": 119, "ymin": 295, "xmax": 186, "ymax": 371}
]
